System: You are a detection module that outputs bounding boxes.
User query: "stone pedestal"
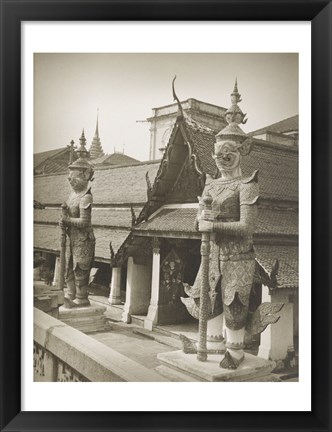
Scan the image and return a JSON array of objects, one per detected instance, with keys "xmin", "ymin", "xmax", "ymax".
[
  {"xmin": 158, "ymin": 350, "xmax": 276, "ymax": 382},
  {"xmin": 59, "ymin": 305, "xmax": 109, "ymax": 333},
  {"xmin": 34, "ymin": 282, "xmax": 64, "ymax": 318}
]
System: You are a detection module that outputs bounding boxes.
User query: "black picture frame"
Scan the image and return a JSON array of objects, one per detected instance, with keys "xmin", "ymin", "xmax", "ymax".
[{"xmin": 1, "ymin": 1, "xmax": 331, "ymax": 431}]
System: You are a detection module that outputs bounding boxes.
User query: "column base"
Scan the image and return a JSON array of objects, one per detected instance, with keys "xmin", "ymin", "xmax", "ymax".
[
  {"xmin": 144, "ymin": 304, "xmax": 158, "ymax": 330},
  {"xmin": 122, "ymin": 307, "xmax": 132, "ymax": 324},
  {"xmin": 109, "ymin": 296, "xmax": 122, "ymax": 305}
]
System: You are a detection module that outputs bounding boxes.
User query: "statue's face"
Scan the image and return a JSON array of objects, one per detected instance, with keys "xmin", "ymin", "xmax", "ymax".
[
  {"xmin": 214, "ymin": 141, "xmax": 241, "ymax": 172},
  {"xmin": 225, "ymin": 113, "xmax": 233, "ymax": 124},
  {"xmin": 68, "ymin": 169, "xmax": 88, "ymax": 192}
]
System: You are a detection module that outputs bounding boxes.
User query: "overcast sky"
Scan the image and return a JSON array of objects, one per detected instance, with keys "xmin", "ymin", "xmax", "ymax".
[{"xmin": 34, "ymin": 53, "xmax": 298, "ymax": 161}]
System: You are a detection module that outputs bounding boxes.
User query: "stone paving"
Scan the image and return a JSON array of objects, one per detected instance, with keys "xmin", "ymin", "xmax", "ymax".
[
  {"xmin": 90, "ymin": 322, "xmax": 177, "ymax": 370},
  {"xmin": 88, "ymin": 294, "xmax": 298, "ymax": 381}
]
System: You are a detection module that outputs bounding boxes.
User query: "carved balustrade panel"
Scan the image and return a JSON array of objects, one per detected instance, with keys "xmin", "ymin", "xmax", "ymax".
[
  {"xmin": 33, "ymin": 342, "xmax": 89, "ymax": 382},
  {"xmin": 57, "ymin": 361, "xmax": 88, "ymax": 382}
]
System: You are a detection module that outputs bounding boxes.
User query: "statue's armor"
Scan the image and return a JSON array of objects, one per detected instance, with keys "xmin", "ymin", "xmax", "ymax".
[
  {"xmin": 65, "ymin": 188, "xmax": 95, "ymax": 276},
  {"xmin": 183, "ymin": 171, "xmax": 259, "ymax": 330}
]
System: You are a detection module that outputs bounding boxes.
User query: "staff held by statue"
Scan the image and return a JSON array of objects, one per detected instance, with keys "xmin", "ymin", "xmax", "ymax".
[
  {"xmin": 58, "ymin": 203, "xmax": 67, "ymax": 291},
  {"xmin": 197, "ymin": 193, "xmax": 214, "ymax": 361}
]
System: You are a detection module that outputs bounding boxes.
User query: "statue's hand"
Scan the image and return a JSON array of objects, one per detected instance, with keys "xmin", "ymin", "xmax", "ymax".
[
  {"xmin": 201, "ymin": 209, "xmax": 214, "ymax": 221},
  {"xmin": 198, "ymin": 220, "xmax": 213, "ymax": 232},
  {"xmin": 59, "ymin": 215, "xmax": 70, "ymax": 228}
]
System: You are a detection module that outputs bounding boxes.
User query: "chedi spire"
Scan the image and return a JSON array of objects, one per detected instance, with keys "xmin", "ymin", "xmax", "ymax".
[{"xmin": 89, "ymin": 110, "xmax": 105, "ymax": 159}]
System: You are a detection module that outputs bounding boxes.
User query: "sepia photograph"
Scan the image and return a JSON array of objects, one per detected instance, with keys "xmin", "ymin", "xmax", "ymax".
[
  {"xmin": 2, "ymin": 3, "xmax": 332, "ymax": 429},
  {"xmin": 33, "ymin": 52, "xmax": 299, "ymax": 384}
]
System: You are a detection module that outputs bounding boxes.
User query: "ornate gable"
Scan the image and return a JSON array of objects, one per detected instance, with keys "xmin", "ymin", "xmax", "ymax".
[
  {"xmin": 165, "ymin": 156, "xmax": 204, "ymax": 203},
  {"xmin": 137, "ymin": 118, "xmax": 205, "ymax": 222}
]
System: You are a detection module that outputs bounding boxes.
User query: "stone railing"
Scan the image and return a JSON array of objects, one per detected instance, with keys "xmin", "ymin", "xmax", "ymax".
[{"xmin": 34, "ymin": 307, "xmax": 166, "ymax": 382}]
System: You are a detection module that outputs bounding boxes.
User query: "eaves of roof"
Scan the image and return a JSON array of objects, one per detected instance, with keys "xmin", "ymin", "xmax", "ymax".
[{"xmin": 133, "ymin": 206, "xmax": 298, "ymax": 237}]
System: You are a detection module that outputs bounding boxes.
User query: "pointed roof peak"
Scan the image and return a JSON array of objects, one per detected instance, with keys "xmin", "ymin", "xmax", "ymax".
[
  {"xmin": 172, "ymin": 75, "xmax": 184, "ymax": 118},
  {"xmin": 94, "ymin": 109, "xmax": 99, "ymax": 138},
  {"xmin": 89, "ymin": 112, "xmax": 105, "ymax": 159}
]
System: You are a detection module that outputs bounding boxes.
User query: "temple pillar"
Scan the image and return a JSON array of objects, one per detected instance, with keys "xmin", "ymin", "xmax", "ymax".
[
  {"xmin": 258, "ymin": 285, "xmax": 294, "ymax": 361},
  {"xmin": 122, "ymin": 257, "xmax": 151, "ymax": 323},
  {"xmin": 144, "ymin": 238, "xmax": 160, "ymax": 330},
  {"xmin": 33, "ymin": 266, "xmax": 41, "ymax": 281},
  {"xmin": 109, "ymin": 267, "xmax": 122, "ymax": 305},
  {"xmin": 52, "ymin": 256, "xmax": 60, "ymax": 288}
]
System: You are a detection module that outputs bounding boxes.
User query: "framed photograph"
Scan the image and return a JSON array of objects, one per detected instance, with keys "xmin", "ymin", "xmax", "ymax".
[{"xmin": 1, "ymin": 1, "xmax": 331, "ymax": 431}]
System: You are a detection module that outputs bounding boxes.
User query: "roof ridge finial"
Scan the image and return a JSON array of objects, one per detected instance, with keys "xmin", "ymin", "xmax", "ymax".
[
  {"xmin": 172, "ymin": 75, "xmax": 184, "ymax": 118},
  {"xmin": 89, "ymin": 111, "xmax": 105, "ymax": 159},
  {"xmin": 67, "ymin": 139, "xmax": 77, "ymax": 164}
]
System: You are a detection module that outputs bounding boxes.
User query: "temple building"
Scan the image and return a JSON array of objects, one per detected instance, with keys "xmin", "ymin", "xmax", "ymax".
[
  {"xmin": 34, "ymin": 118, "xmax": 139, "ymax": 176},
  {"xmin": 250, "ymin": 115, "xmax": 299, "ymax": 148},
  {"xmin": 34, "ymin": 88, "xmax": 298, "ymax": 365},
  {"xmin": 34, "ymin": 147, "xmax": 73, "ymax": 175}
]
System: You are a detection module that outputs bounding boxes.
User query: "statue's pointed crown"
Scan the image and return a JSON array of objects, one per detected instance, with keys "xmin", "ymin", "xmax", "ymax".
[
  {"xmin": 69, "ymin": 129, "xmax": 93, "ymax": 176},
  {"xmin": 215, "ymin": 79, "xmax": 248, "ymax": 143}
]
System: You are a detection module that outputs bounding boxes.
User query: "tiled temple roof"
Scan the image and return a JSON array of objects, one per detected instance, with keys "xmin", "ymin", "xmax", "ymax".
[
  {"xmin": 34, "ymin": 148, "xmax": 71, "ymax": 174},
  {"xmin": 100, "ymin": 153, "xmax": 140, "ymax": 166},
  {"xmin": 250, "ymin": 115, "xmax": 299, "ymax": 136},
  {"xmin": 134, "ymin": 205, "xmax": 298, "ymax": 237},
  {"xmin": 34, "ymin": 147, "xmax": 67, "ymax": 169},
  {"xmin": 34, "ymin": 162, "xmax": 160, "ymax": 206},
  {"xmin": 184, "ymin": 119, "xmax": 298, "ymax": 202},
  {"xmin": 34, "ymin": 224, "xmax": 130, "ymax": 262},
  {"xmin": 34, "ymin": 207, "xmax": 142, "ymax": 228},
  {"xmin": 255, "ymin": 244, "xmax": 298, "ymax": 288}
]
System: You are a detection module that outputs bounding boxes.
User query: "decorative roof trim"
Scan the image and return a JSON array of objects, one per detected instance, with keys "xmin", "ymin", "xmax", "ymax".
[{"xmin": 146, "ymin": 202, "xmax": 199, "ymax": 222}]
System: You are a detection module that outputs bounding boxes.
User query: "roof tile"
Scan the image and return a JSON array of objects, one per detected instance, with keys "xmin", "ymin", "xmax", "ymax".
[
  {"xmin": 135, "ymin": 206, "xmax": 298, "ymax": 236},
  {"xmin": 34, "ymin": 207, "xmax": 141, "ymax": 228},
  {"xmin": 184, "ymin": 120, "xmax": 298, "ymax": 202},
  {"xmin": 34, "ymin": 224, "xmax": 130, "ymax": 259},
  {"xmin": 255, "ymin": 244, "xmax": 298, "ymax": 288},
  {"xmin": 250, "ymin": 115, "xmax": 299, "ymax": 136},
  {"xmin": 34, "ymin": 162, "xmax": 160, "ymax": 206}
]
